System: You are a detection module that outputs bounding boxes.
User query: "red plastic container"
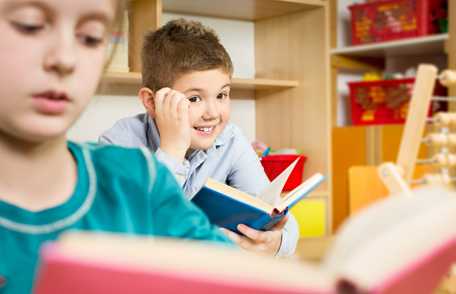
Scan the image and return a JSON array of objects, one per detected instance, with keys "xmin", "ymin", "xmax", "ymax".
[
  {"xmin": 349, "ymin": 0, "xmax": 447, "ymax": 45},
  {"xmin": 260, "ymin": 154, "xmax": 307, "ymax": 192},
  {"xmin": 348, "ymin": 78, "xmax": 446, "ymax": 125},
  {"xmin": 349, "ymin": 78, "xmax": 414, "ymax": 125}
]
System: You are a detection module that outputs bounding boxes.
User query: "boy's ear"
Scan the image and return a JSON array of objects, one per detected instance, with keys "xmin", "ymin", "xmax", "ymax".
[{"xmin": 139, "ymin": 87, "xmax": 156, "ymax": 117}]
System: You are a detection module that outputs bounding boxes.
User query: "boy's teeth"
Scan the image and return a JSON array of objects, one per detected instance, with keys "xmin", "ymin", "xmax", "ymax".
[{"xmin": 197, "ymin": 127, "xmax": 213, "ymax": 133}]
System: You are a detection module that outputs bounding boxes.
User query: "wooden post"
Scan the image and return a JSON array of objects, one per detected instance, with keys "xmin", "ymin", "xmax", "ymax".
[
  {"xmin": 378, "ymin": 162, "xmax": 412, "ymax": 197},
  {"xmin": 396, "ymin": 64, "xmax": 437, "ymax": 182},
  {"xmin": 129, "ymin": 0, "xmax": 161, "ymax": 73}
]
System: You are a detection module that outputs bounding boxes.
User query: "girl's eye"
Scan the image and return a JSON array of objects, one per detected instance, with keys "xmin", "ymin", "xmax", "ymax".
[
  {"xmin": 12, "ymin": 22, "xmax": 44, "ymax": 34},
  {"xmin": 188, "ymin": 96, "xmax": 202, "ymax": 103},
  {"xmin": 9, "ymin": 6, "xmax": 46, "ymax": 35},
  {"xmin": 77, "ymin": 34, "xmax": 104, "ymax": 48},
  {"xmin": 217, "ymin": 92, "xmax": 229, "ymax": 100},
  {"xmin": 77, "ymin": 21, "xmax": 107, "ymax": 49}
]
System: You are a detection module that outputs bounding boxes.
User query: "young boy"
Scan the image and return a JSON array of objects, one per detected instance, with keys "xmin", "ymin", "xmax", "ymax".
[
  {"xmin": 0, "ymin": 1, "xmax": 231, "ymax": 293},
  {"xmin": 100, "ymin": 19, "xmax": 299, "ymax": 257}
]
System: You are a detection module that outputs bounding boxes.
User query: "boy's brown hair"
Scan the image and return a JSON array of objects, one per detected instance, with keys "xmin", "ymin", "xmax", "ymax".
[{"xmin": 141, "ymin": 18, "xmax": 233, "ymax": 91}]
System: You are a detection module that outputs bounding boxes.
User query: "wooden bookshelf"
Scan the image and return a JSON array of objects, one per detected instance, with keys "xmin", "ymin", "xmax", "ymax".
[
  {"xmin": 103, "ymin": 72, "xmax": 299, "ymax": 91},
  {"xmin": 331, "ymin": 34, "xmax": 448, "ymax": 58},
  {"xmin": 162, "ymin": 0, "xmax": 325, "ymax": 21},
  {"xmin": 330, "ymin": 0, "xmax": 455, "ymax": 232}
]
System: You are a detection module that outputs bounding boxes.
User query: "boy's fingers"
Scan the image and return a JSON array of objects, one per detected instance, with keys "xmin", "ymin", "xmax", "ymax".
[
  {"xmin": 237, "ymin": 224, "xmax": 272, "ymax": 243},
  {"xmin": 169, "ymin": 92, "xmax": 184, "ymax": 120},
  {"xmin": 271, "ymin": 215, "xmax": 288, "ymax": 231},
  {"xmin": 221, "ymin": 227, "xmax": 258, "ymax": 251},
  {"xmin": 177, "ymin": 97, "xmax": 190, "ymax": 123},
  {"xmin": 163, "ymin": 90, "xmax": 177, "ymax": 119},
  {"xmin": 154, "ymin": 94, "xmax": 164, "ymax": 118},
  {"xmin": 154, "ymin": 88, "xmax": 171, "ymax": 118},
  {"xmin": 156, "ymin": 87, "xmax": 171, "ymax": 93},
  {"xmin": 220, "ymin": 228, "xmax": 241, "ymax": 243},
  {"xmin": 237, "ymin": 237, "xmax": 256, "ymax": 251}
]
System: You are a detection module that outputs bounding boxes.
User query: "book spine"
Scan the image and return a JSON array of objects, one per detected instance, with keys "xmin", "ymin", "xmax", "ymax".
[{"xmin": 249, "ymin": 214, "xmax": 273, "ymax": 231}]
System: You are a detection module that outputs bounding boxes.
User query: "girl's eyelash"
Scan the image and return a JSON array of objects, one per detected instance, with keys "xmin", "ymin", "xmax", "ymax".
[
  {"xmin": 11, "ymin": 19, "xmax": 104, "ymax": 48},
  {"xmin": 78, "ymin": 34, "xmax": 104, "ymax": 47},
  {"xmin": 12, "ymin": 22, "xmax": 44, "ymax": 34}
]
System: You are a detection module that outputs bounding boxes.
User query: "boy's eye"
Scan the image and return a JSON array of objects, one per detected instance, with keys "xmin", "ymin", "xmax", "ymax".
[
  {"xmin": 188, "ymin": 96, "xmax": 202, "ymax": 103},
  {"xmin": 217, "ymin": 92, "xmax": 229, "ymax": 100}
]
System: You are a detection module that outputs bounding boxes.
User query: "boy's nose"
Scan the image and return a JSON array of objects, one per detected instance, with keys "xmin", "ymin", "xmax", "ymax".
[
  {"xmin": 203, "ymin": 100, "xmax": 220, "ymax": 120},
  {"xmin": 43, "ymin": 30, "xmax": 76, "ymax": 77}
]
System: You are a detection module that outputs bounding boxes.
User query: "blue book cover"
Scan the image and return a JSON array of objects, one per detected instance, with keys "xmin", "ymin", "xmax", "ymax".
[{"xmin": 192, "ymin": 173, "xmax": 325, "ymax": 233}]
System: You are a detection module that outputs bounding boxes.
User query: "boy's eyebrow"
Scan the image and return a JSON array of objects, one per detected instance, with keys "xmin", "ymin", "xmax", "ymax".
[
  {"xmin": 184, "ymin": 84, "xmax": 231, "ymax": 93},
  {"xmin": 220, "ymin": 83, "xmax": 231, "ymax": 90}
]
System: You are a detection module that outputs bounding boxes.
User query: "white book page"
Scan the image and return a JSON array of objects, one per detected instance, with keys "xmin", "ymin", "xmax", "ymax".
[
  {"xmin": 258, "ymin": 158, "xmax": 300, "ymax": 206},
  {"xmin": 276, "ymin": 173, "xmax": 324, "ymax": 212}
]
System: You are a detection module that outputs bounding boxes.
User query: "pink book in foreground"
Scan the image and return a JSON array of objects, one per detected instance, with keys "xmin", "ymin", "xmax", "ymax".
[{"xmin": 34, "ymin": 186, "xmax": 456, "ymax": 294}]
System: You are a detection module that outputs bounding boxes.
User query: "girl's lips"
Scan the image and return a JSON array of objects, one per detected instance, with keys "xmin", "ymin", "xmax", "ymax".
[{"xmin": 31, "ymin": 91, "xmax": 70, "ymax": 115}]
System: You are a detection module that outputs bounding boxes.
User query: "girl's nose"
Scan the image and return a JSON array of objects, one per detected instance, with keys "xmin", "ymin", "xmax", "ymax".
[{"xmin": 43, "ymin": 28, "xmax": 76, "ymax": 77}]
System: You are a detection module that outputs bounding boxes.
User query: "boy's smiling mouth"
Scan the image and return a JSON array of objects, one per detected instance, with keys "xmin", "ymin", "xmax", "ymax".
[{"xmin": 194, "ymin": 125, "xmax": 217, "ymax": 135}]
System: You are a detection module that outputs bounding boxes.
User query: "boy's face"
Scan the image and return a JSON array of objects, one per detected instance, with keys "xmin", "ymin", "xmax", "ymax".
[
  {"xmin": 172, "ymin": 68, "xmax": 231, "ymax": 151},
  {"xmin": 0, "ymin": 0, "xmax": 115, "ymax": 143}
]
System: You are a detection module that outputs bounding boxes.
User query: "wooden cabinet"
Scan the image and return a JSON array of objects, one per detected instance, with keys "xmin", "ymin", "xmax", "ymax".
[
  {"xmin": 330, "ymin": 0, "xmax": 456, "ymax": 230},
  {"xmin": 103, "ymin": 0, "xmax": 332, "ymax": 237}
]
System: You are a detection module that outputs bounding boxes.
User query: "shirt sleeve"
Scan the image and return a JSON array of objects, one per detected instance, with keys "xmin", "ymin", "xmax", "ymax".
[
  {"xmin": 154, "ymin": 148, "xmax": 190, "ymax": 187},
  {"xmin": 147, "ymin": 153, "xmax": 233, "ymax": 245},
  {"xmin": 98, "ymin": 132, "xmax": 114, "ymax": 144},
  {"xmin": 276, "ymin": 213, "xmax": 299, "ymax": 257},
  {"xmin": 226, "ymin": 133, "xmax": 299, "ymax": 256},
  {"xmin": 98, "ymin": 124, "xmax": 135, "ymax": 148},
  {"xmin": 225, "ymin": 134, "xmax": 270, "ymax": 196}
]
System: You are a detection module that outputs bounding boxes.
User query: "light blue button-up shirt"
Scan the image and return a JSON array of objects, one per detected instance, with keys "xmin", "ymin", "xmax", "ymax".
[{"xmin": 99, "ymin": 113, "xmax": 299, "ymax": 256}]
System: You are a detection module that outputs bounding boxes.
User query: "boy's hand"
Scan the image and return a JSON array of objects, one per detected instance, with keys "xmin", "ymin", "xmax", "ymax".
[
  {"xmin": 221, "ymin": 215, "xmax": 288, "ymax": 256},
  {"xmin": 154, "ymin": 87, "xmax": 191, "ymax": 162}
]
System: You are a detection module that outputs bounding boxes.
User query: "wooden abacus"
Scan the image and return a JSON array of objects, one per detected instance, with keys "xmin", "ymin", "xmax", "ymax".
[
  {"xmin": 378, "ymin": 64, "xmax": 456, "ymax": 195},
  {"xmin": 377, "ymin": 64, "xmax": 456, "ymax": 293}
]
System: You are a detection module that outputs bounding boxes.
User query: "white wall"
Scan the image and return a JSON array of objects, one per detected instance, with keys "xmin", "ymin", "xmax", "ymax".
[
  {"xmin": 68, "ymin": 96, "xmax": 144, "ymax": 142},
  {"xmin": 162, "ymin": 13, "xmax": 255, "ymax": 79},
  {"xmin": 337, "ymin": 72, "xmax": 362, "ymax": 126},
  {"xmin": 337, "ymin": 0, "xmax": 355, "ymax": 49},
  {"xmin": 68, "ymin": 13, "xmax": 257, "ymax": 142}
]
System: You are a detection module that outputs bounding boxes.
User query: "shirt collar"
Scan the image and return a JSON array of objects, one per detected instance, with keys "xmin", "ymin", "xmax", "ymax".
[
  {"xmin": 144, "ymin": 114, "xmax": 161, "ymax": 151},
  {"xmin": 214, "ymin": 123, "xmax": 234, "ymax": 148}
]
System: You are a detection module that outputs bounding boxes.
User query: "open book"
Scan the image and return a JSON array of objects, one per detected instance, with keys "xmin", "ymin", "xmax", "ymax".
[
  {"xmin": 192, "ymin": 160, "xmax": 324, "ymax": 232},
  {"xmin": 35, "ymin": 186, "xmax": 456, "ymax": 294}
]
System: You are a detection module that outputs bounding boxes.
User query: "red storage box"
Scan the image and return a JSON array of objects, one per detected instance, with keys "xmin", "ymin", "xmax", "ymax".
[
  {"xmin": 260, "ymin": 154, "xmax": 307, "ymax": 192},
  {"xmin": 348, "ymin": 78, "xmax": 446, "ymax": 125},
  {"xmin": 349, "ymin": 0, "xmax": 447, "ymax": 45}
]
